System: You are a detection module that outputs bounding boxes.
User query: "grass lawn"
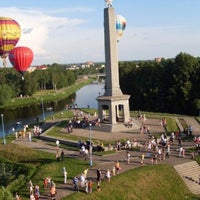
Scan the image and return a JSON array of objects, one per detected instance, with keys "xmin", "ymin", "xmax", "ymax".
[
  {"xmin": 0, "ymin": 143, "xmax": 88, "ymax": 200},
  {"xmin": 1, "ymin": 141, "xmax": 200, "ymax": 200},
  {"xmin": 64, "ymin": 164, "xmax": 199, "ymax": 200}
]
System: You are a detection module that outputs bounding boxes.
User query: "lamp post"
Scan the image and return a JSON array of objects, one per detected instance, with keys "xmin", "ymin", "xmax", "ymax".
[
  {"xmin": 1, "ymin": 114, "xmax": 6, "ymax": 145},
  {"xmin": 41, "ymin": 98, "xmax": 45, "ymax": 121},
  {"xmin": 89, "ymin": 123, "xmax": 93, "ymax": 166}
]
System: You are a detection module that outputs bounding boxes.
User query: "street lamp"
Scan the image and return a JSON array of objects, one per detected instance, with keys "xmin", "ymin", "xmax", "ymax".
[
  {"xmin": 41, "ymin": 98, "xmax": 45, "ymax": 121},
  {"xmin": 89, "ymin": 123, "xmax": 93, "ymax": 166},
  {"xmin": 1, "ymin": 114, "xmax": 6, "ymax": 145}
]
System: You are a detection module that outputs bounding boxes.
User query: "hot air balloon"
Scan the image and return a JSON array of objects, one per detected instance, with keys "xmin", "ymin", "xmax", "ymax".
[
  {"xmin": 0, "ymin": 17, "xmax": 21, "ymax": 67},
  {"xmin": 116, "ymin": 15, "xmax": 126, "ymax": 42},
  {"xmin": 9, "ymin": 46, "xmax": 33, "ymax": 79}
]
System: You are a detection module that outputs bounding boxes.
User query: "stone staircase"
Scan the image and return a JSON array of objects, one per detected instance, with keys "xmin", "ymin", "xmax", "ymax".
[{"xmin": 174, "ymin": 161, "xmax": 200, "ymax": 195}]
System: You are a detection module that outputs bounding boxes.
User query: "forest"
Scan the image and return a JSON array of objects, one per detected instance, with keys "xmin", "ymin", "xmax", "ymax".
[
  {"xmin": 119, "ymin": 52, "xmax": 200, "ymax": 116},
  {"xmin": 0, "ymin": 52, "xmax": 199, "ymax": 116},
  {"xmin": 0, "ymin": 63, "xmax": 77, "ymax": 105}
]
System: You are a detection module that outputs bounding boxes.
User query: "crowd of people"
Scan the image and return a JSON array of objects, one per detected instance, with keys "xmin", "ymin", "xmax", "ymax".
[
  {"xmin": 15, "ymin": 178, "xmax": 57, "ymax": 200},
  {"xmin": 71, "ymin": 160, "xmax": 122, "ymax": 195},
  {"xmin": 65, "ymin": 110, "xmax": 101, "ymax": 134},
  {"xmin": 27, "ymin": 180, "xmax": 40, "ymax": 200},
  {"xmin": 72, "ymin": 168, "xmax": 93, "ymax": 193},
  {"xmin": 13, "ymin": 107, "xmax": 199, "ymax": 199},
  {"xmin": 14, "ymin": 124, "xmax": 43, "ymax": 141}
]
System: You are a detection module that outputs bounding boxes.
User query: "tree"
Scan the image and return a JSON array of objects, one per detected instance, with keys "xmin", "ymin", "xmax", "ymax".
[
  {"xmin": 23, "ymin": 73, "xmax": 38, "ymax": 96},
  {"xmin": 0, "ymin": 187, "xmax": 13, "ymax": 200},
  {"xmin": 0, "ymin": 85, "xmax": 13, "ymax": 105},
  {"xmin": 119, "ymin": 52, "xmax": 200, "ymax": 115},
  {"xmin": 172, "ymin": 52, "xmax": 198, "ymax": 114}
]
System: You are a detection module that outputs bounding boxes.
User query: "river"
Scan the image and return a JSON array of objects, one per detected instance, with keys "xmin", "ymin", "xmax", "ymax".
[{"xmin": 0, "ymin": 83, "xmax": 104, "ymax": 136}]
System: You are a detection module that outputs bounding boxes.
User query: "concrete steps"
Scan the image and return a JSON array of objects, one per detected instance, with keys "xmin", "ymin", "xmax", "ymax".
[
  {"xmin": 90, "ymin": 121, "xmax": 140, "ymax": 133},
  {"xmin": 174, "ymin": 161, "xmax": 200, "ymax": 195}
]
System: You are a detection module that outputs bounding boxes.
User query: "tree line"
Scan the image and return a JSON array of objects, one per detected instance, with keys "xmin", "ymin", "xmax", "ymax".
[
  {"xmin": 0, "ymin": 63, "xmax": 76, "ymax": 105},
  {"xmin": 119, "ymin": 52, "xmax": 200, "ymax": 116}
]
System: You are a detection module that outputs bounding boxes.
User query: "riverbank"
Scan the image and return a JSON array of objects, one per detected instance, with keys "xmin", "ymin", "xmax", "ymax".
[{"xmin": 0, "ymin": 78, "xmax": 93, "ymax": 109}]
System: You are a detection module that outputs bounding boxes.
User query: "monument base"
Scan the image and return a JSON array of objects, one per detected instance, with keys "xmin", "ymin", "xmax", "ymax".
[{"xmin": 97, "ymin": 94, "xmax": 131, "ymax": 125}]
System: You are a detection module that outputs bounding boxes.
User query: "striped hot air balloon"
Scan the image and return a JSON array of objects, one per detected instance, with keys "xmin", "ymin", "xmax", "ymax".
[
  {"xmin": 0, "ymin": 17, "xmax": 21, "ymax": 67},
  {"xmin": 116, "ymin": 15, "xmax": 126, "ymax": 42}
]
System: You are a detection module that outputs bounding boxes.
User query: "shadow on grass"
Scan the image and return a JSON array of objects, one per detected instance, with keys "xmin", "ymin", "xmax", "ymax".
[{"xmin": 20, "ymin": 158, "xmax": 53, "ymax": 164}]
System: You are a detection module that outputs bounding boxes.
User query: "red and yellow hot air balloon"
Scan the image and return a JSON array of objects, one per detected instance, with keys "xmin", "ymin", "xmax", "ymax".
[
  {"xmin": 9, "ymin": 46, "xmax": 33, "ymax": 79},
  {"xmin": 0, "ymin": 17, "xmax": 21, "ymax": 67}
]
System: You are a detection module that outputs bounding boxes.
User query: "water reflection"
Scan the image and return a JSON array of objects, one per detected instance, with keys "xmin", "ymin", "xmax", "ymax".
[
  {"xmin": 73, "ymin": 83, "xmax": 105, "ymax": 108},
  {"xmin": 0, "ymin": 83, "xmax": 104, "ymax": 136}
]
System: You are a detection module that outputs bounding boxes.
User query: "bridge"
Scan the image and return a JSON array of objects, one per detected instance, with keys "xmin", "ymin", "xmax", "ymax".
[{"xmin": 78, "ymin": 73, "xmax": 106, "ymax": 81}]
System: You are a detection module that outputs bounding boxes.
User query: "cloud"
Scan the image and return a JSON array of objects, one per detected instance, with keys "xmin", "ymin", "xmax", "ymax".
[
  {"xmin": 119, "ymin": 25, "xmax": 200, "ymax": 61},
  {"xmin": 48, "ymin": 7, "xmax": 95, "ymax": 15},
  {"xmin": 1, "ymin": 7, "xmax": 89, "ymax": 65}
]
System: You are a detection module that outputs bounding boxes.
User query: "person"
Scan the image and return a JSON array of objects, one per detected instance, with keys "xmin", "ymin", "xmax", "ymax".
[
  {"xmin": 151, "ymin": 154, "xmax": 158, "ymax": 165},
  {"xmin": 85, "ymin": 179, "xmax": 89, "ymax": 193},
  {"xmin": 158, "ymin": 148, "xmax": 162, "ymax": 161},
  {"xmin": 15, "ymin": 131, "xmax": 18, "ymax": 140},
  {"xmin": 127, "ymin": 151, "xmax": 131, "ymax": 164},
  {"xmin": 84, "ymin": 148, "xmax": 89, "ymax": 160},
  {"xmin": 80, "ymin": 173, "xmax": 85, "ymax": 188},
  {"xmin": 178, "ymin": 136, "xmax": 182, "ymax": 147},
  {"xmin": 166, "ymin": 143, "xmax": 171, "ymax": 158},
  {"xmin": 105, "ymin": 169, "xmax": 111, "ymax": 183},
  {"xmin": 50, "ymin": 184, "xmax": 56, "ymax": 199},
  {"xmin": 43, "ymin": 178, "xmax": 48, "ymax": 190},
  {"xmin": 169, "ymin": 132, "xmax": 175, "ymax": 143},
  {"xmin": 56, "ymin": 140, "xmax": 60, "ymax": 148},
  {"xmin": 97, "ymin": 168, "xmax": 102, "ymax": 183},
  {"xmin": 73, "ymin": 176, "xmax": 79, "ymax": 192},
  {"xmin": 141, "ymin": 152, "xmax": 145, "ymax": 166},
  {"xmin": 188, "ymin": 125, "xmax": 193, "ymax": 135},
  {"xmin": 28, "ymin": 180, "xmax": 33, "ymax": 194},
  {"xmin": 61, "ymin": 150, "xmax": 64, "ymax": 161},
  {"xmin": 46, "ymin": 177, "xmax": 51, "ymax": 189},
  {"xmin": 63, "ymin": 167, "xmax": 67, "ymax": 183},
  {"xmin": 112, "ymin": 166, "xmax": 116, "ymax": 176},
  {"xmin": 51, "ymin": 180, "xmax": 56, "ymax": 188},
  {"xmin": 56, "ymin": 150, "xmax": 60, "ymax": 161},
  {"xmin": 179, "ymin": 146, "xmax": 183, "ymax": 157},
  {"xmin": 97, "ymin": 182, "xmax": 101, "ymax": 192},
  {"xmin": 88, "ymin": 179, "xmax": 93, "ymax": 193},
  {"xmin": 83, "ymin": 168, "xmax": 88, "ymax": 179},
  {"xmin": 28, "ymin": 131, "xmax": 32, "ymax": 142},
  {"xmin": 30, "ymin": 191, "xmax": 35, "ymax": 200},
  {"xmin": 15, "ymin": 192, "xmax": 21, "ymax": 200},
  {"xmin": 34, "ymin": 184, "xmax": 40, "ymax": 200},
  {"xmin": 115, "ymin": 160, "xmax": 121, "ymax": 174}
]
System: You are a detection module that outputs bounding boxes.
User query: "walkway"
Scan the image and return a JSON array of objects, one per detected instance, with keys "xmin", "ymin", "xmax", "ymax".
[{"xmin": 13, "ymin": 116, "xmax": 200, "ymax": 199}]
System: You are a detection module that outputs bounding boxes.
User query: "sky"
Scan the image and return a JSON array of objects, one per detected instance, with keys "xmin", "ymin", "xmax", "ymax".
[{"xmin": 1, "ymin": 0, "xmax": 200, "ymax": 66}]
